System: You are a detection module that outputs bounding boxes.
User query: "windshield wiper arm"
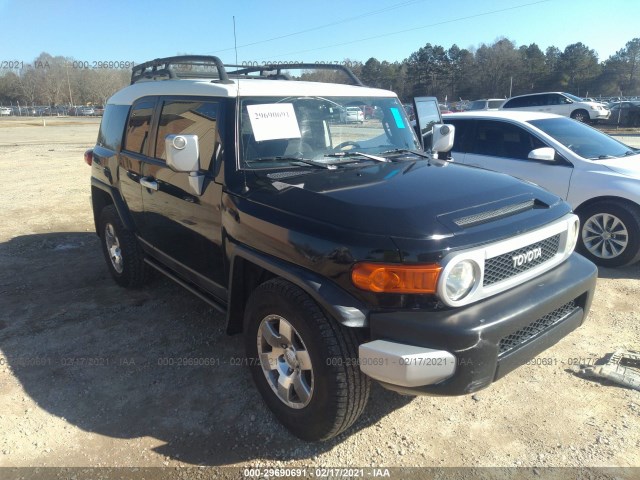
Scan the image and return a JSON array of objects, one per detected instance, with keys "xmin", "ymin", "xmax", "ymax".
[
  {"xmin": 252, "ymin": 156, "xmax": 337, "ymax": 169},
  {"xmin": 380, "ymin": 148, "xmax": 432, "ymax": 159},
  {"xmin": 324, "ymin": 151, "xmax": 388, "ymax": 162}
]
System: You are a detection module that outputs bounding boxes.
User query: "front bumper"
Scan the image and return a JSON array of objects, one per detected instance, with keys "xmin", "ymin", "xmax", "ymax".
[
  {"xmin": 359, "ymin": 253, "xmax": 597, "ymax": 395},
  {"xmin": 590, "ymin": 109, "xmax": 610, "ymax": 120}
]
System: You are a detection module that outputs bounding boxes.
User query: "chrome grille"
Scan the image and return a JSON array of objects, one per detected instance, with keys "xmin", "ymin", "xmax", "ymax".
[
  {"xmin": 484, "ymin": 234, "xmax": 560, "ymax": 286},
  {"xmin": 498, "ymin": 301, "xmax": 578, "ymax": 356}
]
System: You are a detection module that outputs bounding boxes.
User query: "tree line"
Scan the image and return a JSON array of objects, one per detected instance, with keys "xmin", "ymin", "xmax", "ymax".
[{"xmin": 1, "ymin": 37, "xmax": 639, "ymax": 107}]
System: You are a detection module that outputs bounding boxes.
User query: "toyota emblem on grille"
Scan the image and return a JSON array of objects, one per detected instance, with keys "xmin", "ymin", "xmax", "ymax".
[{"xmin": 512, "ymin": 246, "xmax": 542, "ymax": 268}]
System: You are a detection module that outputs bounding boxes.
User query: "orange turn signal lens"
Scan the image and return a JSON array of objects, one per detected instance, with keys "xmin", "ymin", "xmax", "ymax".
[{"xmin": 351, "ymin": 263, "xmax": 442, "ymax": 294}]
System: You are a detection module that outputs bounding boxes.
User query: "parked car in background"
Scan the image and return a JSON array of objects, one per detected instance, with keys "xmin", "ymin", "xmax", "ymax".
[
  {"xmin": 403, "ymin": 103, "xmax": 415, "ymax": 120},
  {"xmin": 467, "ymin": 98, "xmax": 505, "ymax": 111},
  {"xmin": 500, "ymin": 92, "xmax": 610, "ymax": 123},
  {"xmin": 600, "ymin": 101, "xmax": 640, "ymax": 127},
  {"xmin": 343, "ymin": 106, "xmax": 364, "ymax": 123},
  {"xmin": 444, "ymin": 110, "xmax": 640, "ymax": 267},
  {"xmin": 0, "ymin": 107, "xmax": 11, "ymax": 115}
]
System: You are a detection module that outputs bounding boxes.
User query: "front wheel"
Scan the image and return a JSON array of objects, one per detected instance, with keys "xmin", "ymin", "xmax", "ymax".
[
  {"xmin": 571, "ymin": 109, "xmax": 590, "ymax": 123},
  {"xmin": 577, "ymin": 201, "xmax": 640, "ymax": 267},
  {"xmin": 244, "ymin": 278, "xmax": 370, "ymax": 441}
]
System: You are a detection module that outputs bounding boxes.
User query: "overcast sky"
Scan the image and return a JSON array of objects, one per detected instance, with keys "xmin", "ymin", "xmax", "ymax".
[{"xmin": 0, "ymin": 0, "xmax": 638, "ymax": 66}]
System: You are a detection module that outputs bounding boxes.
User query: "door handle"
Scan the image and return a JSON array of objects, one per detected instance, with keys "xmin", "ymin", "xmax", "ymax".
[{"xmin": 140, "ymin": 176, "xmax": 158, "ymax": 191}]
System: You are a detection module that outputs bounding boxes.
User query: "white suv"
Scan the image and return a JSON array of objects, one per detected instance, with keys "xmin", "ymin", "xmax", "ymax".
[{"xmin": 501, "ymin": 92, "xmax": 610, "ymax": 123}]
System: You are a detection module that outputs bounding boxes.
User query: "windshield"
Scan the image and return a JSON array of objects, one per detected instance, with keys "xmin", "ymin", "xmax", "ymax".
[
  {"xmin": 528, "ymin": 117, "xmax": 636, "ymax": 159},
  {"xmin": 239, "ymin": 95, "xmax": 420, "ymax": 168},
  {"xmin": 563, "ymin": 93, "xmax": 583, "ymax": 102}
]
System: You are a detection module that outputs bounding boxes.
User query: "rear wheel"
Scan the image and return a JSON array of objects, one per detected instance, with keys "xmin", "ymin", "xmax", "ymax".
[
  {"xmin": 98, "ymin": 205, "xmax": 150, "ymax": 287},
  {"xmin": 244, "ymin": 278, "xmax": 370, "ymax": 441},
  {"xmin": 577, "ymin": 201, "xmax": 640, "ymax": 267}
]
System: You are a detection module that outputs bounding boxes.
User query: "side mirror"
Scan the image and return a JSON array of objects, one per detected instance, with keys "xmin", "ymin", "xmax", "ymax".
[
  {"xmin": 165, "ymin": 134, "xmax": 204, "ymax": 196},
  {"xmin": 432, "ymin": 124, "xmax": 455, "ymax": 153},
  {"xmin": 528, "ymin": 147, "xmax": 556, "ymax": 161}
]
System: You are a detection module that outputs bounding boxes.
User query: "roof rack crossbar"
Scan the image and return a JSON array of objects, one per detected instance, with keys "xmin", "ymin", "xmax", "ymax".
[
  {"xmin": 224, "ymin": 63, "xmax": 363, "ymax": 86},
  {"xmin": 131, "ymin": 55, "xmax": 232, "ymax": 85}
]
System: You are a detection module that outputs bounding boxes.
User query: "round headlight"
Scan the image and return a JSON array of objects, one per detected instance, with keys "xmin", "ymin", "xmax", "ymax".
[{"xmin": 445, "ymin": 260, "xmax": 477, "ymax": 301}]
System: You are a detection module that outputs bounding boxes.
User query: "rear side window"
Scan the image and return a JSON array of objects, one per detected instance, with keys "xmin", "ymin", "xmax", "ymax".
[
  {"xmin": 503, "ymin": 96, "xmax": 534, "ymax": 108},
  {"xmin": 124, "ymin": 100, "xmax": 155, "ymax": 154},
  {"xmin": 154, "ymin": 100, "xmax": 221, "ymax": 171},
  {"xmin": 97, "ymin": 105, "xmax": 129, "ymax": 151}
]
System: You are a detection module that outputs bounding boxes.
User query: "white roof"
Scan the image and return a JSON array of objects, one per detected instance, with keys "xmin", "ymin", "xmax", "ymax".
[
  {"xmin": 108, "ymin": 78, "xmax": 395, "ymax": 105},
  {"xmin": 443, "ymin": 110, "xmax": 563, "ymax": 122}
]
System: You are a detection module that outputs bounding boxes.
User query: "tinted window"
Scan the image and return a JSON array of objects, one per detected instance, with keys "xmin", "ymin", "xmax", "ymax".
[
  {"xmin": 124, "ymin": 100, "xmax": 155, "ymax": 154},
  {"xmin": 470, "ymin": 120, "xmax": 545, "ymax": 159},
  {"xmin": 155, "ymin": 100, "xmax": 220, "ymax": 171},
  {"xmin": 487, "ymin": 100, "xmax": 504, "ymax": 109},
  {"xmin": 445, "ymin": 119, "xmax": 472, "ymax": 153},
  {"xmin": 503, "ymin": 96, "xmax": 531, "ymax": 108},
  {"xmin": 97, "ymin": 104, "xmax": 129, "ymax": 151}
]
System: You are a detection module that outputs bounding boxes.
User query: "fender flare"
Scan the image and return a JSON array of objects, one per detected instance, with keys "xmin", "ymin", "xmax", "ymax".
[{"xmin": 226, "ymin": 242, "xmax": 369, "ymax": 333}]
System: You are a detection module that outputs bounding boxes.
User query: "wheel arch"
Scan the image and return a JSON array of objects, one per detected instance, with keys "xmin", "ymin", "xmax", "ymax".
[
  {"xmin": 91, "ymin": 177, "xmax": 136, "ymax": 234},
  {"xmin": 225, "ymin": 243, "xmax": 369, "ymax": 335},
  {"xmin": 574, "ymin": 195, "xmax": 640, "ymax": 217}
]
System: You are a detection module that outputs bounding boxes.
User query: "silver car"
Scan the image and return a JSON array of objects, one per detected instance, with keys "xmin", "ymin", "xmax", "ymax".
[{"xmin": 444, "ymin": 110, "xmax": 640, "ymax": 267}]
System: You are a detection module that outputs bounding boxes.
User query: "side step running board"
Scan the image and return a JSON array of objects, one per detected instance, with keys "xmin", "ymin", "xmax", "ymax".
[{"xmin": 144, "ymin": 258, "xmax": 227, "ymax": 314}]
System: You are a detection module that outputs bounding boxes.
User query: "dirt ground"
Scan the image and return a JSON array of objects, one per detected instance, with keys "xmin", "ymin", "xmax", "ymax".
[{"xmin": 0, "ymin": 117, "xmax": 638, "ymax": 476}]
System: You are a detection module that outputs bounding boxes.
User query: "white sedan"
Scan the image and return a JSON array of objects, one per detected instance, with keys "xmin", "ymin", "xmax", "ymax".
[
  {"xmin": 0, "ymin": 107, "xmax": 11, "ymax": 116},
  {"xmin": 443, "ymin": 110, "xmax": 640, "ymax": 267}
]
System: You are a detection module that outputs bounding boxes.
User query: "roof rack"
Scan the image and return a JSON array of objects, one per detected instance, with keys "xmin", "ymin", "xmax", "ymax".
[
  {"xmin": 225, "ymin": 63, "xmax": 363, "ymax": 86},
  {"xmin": 131, "ymin": 55, "xmax": 232, "ymax": 85},
  {"xmin": 130, "ymin": 56, "xmax": 363, "ymax": 86}
]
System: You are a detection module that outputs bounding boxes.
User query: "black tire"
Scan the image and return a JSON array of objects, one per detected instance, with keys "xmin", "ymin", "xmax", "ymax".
[
  {"xmin": 98, "ymin": 205, "xmax": 149, "ymax": 287},
  {"xmin": 570, "ymin": 109, "xmax": 590, "ymax": 123},
  {"xmin": 244, "ymin": 278, "xmax": 370, "ymax": 441},
  {"xmin": 577, "ymin": 200, "xmax": 640, "ymax": 268}
]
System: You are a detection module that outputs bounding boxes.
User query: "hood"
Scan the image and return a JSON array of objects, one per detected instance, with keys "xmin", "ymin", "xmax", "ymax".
[
  {"xmin": 599, "ymin": 154, "xmax": 640, "ymax": 178},
  {"xmin": 245, "ymin": 159, "xmax": 563, "ymax": 240}
]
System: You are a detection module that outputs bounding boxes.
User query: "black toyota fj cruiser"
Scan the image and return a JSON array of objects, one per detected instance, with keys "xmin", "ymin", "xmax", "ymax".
[{"xmin": 87, "ymin": 56, "xmax": 597, "ymax": 441}]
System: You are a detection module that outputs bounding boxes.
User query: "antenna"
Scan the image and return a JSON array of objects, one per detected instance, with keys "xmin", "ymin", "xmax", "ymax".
[{"xmin": 233, "ymin": 16, "xmax": 238, "ymax": 65}]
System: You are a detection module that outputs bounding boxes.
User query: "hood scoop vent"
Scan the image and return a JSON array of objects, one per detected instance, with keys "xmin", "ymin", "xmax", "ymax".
[
  {"xmin": 267, "ymin": 170, "xmax": 313, "ymax": 180},
  {"xmin": 454, "ymin": 199, "xmax": 537, "ymax": 228}
]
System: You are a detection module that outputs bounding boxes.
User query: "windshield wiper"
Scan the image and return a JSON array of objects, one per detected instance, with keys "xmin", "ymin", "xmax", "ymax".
[
  {"xmin": 623, "ymin": 150, "xmax": 638, "ymax": 156},
  {"xmin": 324, "ymin": 151, "xmax": 388, "ymax": 162},
  {"xmin": 380, "ymin": 148, "xmax": 432, "ymax": 159},
  {"xmin": 251, "ymin": 156, "xmax": 337, "ymax": 170}
]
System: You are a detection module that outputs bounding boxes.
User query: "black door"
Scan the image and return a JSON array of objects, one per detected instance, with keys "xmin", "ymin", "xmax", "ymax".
[
  {"xmin": 118, "ymin": 98, "xmax": 157, "ymax": 229},
  {"xmin": 138, "ymin": 98, "xmax": 226, "ymax": 296}
]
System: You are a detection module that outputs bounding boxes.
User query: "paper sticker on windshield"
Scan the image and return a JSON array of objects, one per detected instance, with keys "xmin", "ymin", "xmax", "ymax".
[
  {"xmin": 390, "ymin": 107, "xmax": 406, "ymax": 129},
  {"xmin": 247, "ymin": 103, "xmax": 301, "ymax": 142}
]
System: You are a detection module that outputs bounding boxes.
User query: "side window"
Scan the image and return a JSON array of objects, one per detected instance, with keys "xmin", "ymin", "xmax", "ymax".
[
  {"xmin": 504, "ymin": 96, "xmax": 528, "ymax": 108},
  {"xmin": 527, "ymin": 95, "xmax": 544, "ymax": 107},
  {"xmin": 547, "ymin": 94, "xmax": 563, "ymax": 106},
  {"xmin": 124, "ymin": 100, "xmax": 155, "ymax": 154},
  {"xmin": 97, "ymin": 104, "xmax": 129, "ymax": 151},
  {"xmin": 446, "ymin": 119, "xmax": 471, "ymax": 153},
  {"xmin": 472, "ymin": 121, "xmax": 544, "ymax": 159},
  {"xmin": 155, "ymin": 100, "xmax": 220, "ymax": 172}
]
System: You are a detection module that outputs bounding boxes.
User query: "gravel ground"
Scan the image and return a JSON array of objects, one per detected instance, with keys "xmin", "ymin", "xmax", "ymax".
[{"xmin": 0, "ymin": 117, "xmax": 638, "ymax": 478}]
